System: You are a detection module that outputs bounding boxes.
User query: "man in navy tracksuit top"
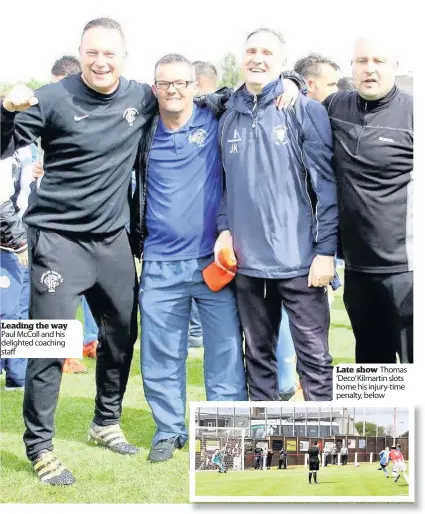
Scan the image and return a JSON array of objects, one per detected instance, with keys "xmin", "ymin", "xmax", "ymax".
[{"xmin": 216, "ymin": 29, "xmax": 338, "ymax": 401}]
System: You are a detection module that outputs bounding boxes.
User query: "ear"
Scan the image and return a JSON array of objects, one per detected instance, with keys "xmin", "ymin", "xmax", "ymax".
[
  {"xmin": 193, "ymin": 81, "xmax": 200, "ymax": 97},
  {"xmin": 152, "ymin": 84, "xmax": 158, "ymax": 98},
  {"xmin": 306, "ymin": 78, "xmax": 315, "ymax": 93}
]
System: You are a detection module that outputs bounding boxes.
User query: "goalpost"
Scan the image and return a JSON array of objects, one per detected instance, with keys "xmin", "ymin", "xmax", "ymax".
[{"xmin": 195, "ymin": 427, "xmax": 245, "ymax": 472}]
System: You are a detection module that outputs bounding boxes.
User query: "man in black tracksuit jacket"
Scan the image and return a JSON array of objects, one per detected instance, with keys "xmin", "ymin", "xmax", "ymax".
[
  {"xmin": 323, "ymin": 37, "xmax": 413, "ymax": 364},
  {"xmin": 0, "ymin": 18, "xmax": 157, "ymax": 486}
]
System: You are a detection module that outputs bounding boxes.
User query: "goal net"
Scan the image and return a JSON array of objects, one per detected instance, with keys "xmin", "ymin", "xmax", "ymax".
[{"xmin": 195, "ymin": 427, "xmax": 245, "ymax": 472}]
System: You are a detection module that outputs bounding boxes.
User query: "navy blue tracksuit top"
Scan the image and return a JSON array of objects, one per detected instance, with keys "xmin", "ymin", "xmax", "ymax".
[{"xmin": 217, "ymin": 78, "xmax": 338, "ymax": 279}]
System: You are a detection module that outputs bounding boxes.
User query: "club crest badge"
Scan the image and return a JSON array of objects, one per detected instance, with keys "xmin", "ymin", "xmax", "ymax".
[{"xmin": 40, "ymin": 270, "xmax": 64, "ymax": 293}]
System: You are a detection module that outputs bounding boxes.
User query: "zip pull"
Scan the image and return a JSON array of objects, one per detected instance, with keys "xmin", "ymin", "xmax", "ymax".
[{"xmin": 264, "ymin": 279, "xmax": 267, "ymax": 298}]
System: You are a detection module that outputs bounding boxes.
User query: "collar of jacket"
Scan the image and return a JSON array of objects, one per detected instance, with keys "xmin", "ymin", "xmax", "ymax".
[
  {"xmin": 227, "ymin": 77, "xmax": 284, "ymax": 113},
  {"xmin": 357, "ymin": 84, "xmax": 399, "ymax": 113}
]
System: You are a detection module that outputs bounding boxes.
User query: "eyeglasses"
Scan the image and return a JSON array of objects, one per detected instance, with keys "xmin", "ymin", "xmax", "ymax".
[{"xmin": 155, "ymin": 80, "xmax": 194, "ymax": 90}]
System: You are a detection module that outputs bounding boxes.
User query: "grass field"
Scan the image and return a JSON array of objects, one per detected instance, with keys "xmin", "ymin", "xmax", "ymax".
[
  {"xmin": 194, "ymin": 463, "xmax": 410, "ymax": 499},
  {"xmin": 0, "ymin": 280, "xmax": 355, "ymax": 503}
]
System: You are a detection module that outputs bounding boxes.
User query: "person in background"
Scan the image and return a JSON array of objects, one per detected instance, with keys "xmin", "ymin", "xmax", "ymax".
[
  {"xmin": 266, "ymin": 448, "xmax": 273, "ymax": 469},
  {"xmin": 0, "ymin": 138, "xmax": 36, "ymax": 389},
  {"xmin": 278, "ymin": 447, "xmax": 288, "ymax": 469},
  {"xmin": 340, "ymin": 443, "xmax": 348, "ymax": 465},
  {"xmin": 331, "ymin": 443, "xmax": 338, "ymax": 464}
]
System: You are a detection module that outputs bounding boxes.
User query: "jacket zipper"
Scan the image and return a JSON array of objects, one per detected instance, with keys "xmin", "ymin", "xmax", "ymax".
[
  {"xmin": 355, "ymin": 101, "xmax": 368, "ymax": 155},
  {"xmin": 252, "ymin": 95, "xmax": 258, "ymax": 137}
]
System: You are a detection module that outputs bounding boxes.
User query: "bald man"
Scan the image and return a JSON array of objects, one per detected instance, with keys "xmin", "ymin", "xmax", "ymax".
[{"xmin": 323, "ymin": 36, "xmax": 413, "ymax": 364}]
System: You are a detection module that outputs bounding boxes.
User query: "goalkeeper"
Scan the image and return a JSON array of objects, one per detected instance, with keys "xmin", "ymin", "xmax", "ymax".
[{"xmin": 212, "ymin": 449, "xmax": 227, "ymax": 473}]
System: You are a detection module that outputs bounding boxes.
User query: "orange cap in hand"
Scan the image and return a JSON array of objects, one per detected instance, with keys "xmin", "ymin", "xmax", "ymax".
[{"xmin": 203, "ymin": 249, "xmax": 237, "ymax": 292}]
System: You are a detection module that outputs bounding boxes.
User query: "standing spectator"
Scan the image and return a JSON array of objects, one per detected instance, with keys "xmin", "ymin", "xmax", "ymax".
[
  {"xmin": 332, "ymin": 444, "xmax": 338, "ymax": 464},
  {"xmin": 324, "ymin": 445, "xmax": 331, "ymax": 466},
  {"xmin": 279, "ymin": 447, "xmax": 288, "ymax": 469},
  {"xmin": 266, "ymin": 448, "xmax": 273, "ymax": 469},
  {"xmin": 340, "ymin": 443, "xmax": 348, "ymax": 465},
  {"xmin": 323, "ymin": 36, "xmax": 413, "ymax": 363},
  {"xmin": 216, "ymin": 28, "xmax": 337, "ymax": 400}
]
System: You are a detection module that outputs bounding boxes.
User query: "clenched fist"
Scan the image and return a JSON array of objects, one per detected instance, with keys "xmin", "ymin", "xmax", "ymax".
[{"xmin": 2, "ymin": 84, "xmax": 38, "ymax": 113}]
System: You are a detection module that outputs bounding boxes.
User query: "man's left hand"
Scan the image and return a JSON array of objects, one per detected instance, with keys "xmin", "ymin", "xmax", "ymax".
[
  {"xmin": 275, "ymin": 78, "xmax": 300, "ymax": 110},
  {"xmin": 308, "ymin": 255, "xmax": 335, "ymax": 288}
]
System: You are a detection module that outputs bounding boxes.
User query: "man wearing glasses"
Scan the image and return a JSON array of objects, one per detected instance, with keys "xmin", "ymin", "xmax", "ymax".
[{"xmin": 132, "ymin": 54, "xmax": 248, "ymax": 463}]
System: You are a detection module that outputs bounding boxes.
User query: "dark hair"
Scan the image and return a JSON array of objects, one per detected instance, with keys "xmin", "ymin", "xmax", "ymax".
[
  {"xmin": 51, "ymin": 55, "xmax": 81, "ymax": 77},
  {"xmin": 314, "ymin": 440, "xmax": 318, "ymax": 445},
  {"xmin": 391, "ymin": 445, "xmax": 396, "ymax": 449},
  {"xmin": 193, "ymin": 61, "xmax": 218, "ymax": 81},
  {"xmin": 154, "ymin": 54, "xmax": 195, "ymax": 81},
  {"xmin": 82, "ymin": 18, "xmax": 124, "ymax": 40},
  {"xmin": 246, "ymin": 28, "xmax": 285, "ymax": 46},
  {"xmin": 294, "ymin": 53, "xmax": 339, "ymax": 80},
  {"xmin": 337, "ymin": 76, "xmax": 356, "ymax": 91}
]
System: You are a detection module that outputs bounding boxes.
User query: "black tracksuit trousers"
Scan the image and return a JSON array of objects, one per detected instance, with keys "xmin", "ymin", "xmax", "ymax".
[
  {"xmin": 344, "ymin": 270, "xmax": 413, "ymax": 363},
  {"xmin": 23, "ymin": 228, "xmax": 138, "ymax": 461},
  {"xmin": 235, "ymin": 274, "xmax": 333, "ymax": 401}
]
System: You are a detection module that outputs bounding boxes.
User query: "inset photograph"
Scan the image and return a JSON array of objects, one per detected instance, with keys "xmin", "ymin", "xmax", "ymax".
[{"xmin": 190, "ymin": 402, "xmax": 414, "ymax": 503}]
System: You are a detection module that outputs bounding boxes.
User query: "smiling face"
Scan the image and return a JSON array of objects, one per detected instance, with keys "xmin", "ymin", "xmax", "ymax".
[
  {"xmin": 352, "ymin": 37, "xmax": 398, "ymax": 100},
  {"xmin": 79, "ymin": 26, "xmax": 126, "ymax": 94},
  {"xmin": 242, "ymin": 31, "xmax": 285, "ymax": 93},
  {"xmin": 153, "ymin": 62, "xmax": 197, "ymax": 115}
]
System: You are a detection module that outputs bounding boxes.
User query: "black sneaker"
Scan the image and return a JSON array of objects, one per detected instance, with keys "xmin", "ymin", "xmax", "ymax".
[
  {"xmin": 32, "ymin": 450, "xmax": 75, "ymax": 486},
  {"xmin": 148, "ymin": 436, "xmax": 181, "ymax": 463},
  {"xmin": 395, "ymin": 475, "xmax": 400, "ymax": 483}
]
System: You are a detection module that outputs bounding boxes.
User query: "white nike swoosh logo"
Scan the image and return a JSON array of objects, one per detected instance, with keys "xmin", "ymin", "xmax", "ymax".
[{"xmin": 74, "ymin": 114, "xmax": 89, "ymax": 121}]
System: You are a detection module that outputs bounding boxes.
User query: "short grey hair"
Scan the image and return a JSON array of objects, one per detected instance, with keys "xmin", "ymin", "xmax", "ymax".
[
  {"xmin": 246, "ymin": 28, "xmax": 286, "ymax": 46},
  {"xmin": 154, "ymin": 54, "xmax": 195, "ymax": 81},
  {"xmin": 193, "ymin": 61, "xmax": 218, "ymax": 81}
]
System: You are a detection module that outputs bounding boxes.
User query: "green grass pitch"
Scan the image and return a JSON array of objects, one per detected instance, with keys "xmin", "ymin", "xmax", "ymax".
[
  {"xmin": 0, "ymin": 278, "xmax": 356, "ymax": 503},
  {"xmin": 194, "ymin": 463, "xmax": 410, "ymax": 499}
]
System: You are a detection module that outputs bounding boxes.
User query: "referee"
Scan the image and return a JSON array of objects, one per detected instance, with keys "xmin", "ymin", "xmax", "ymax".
[{"xmin": 308, "ymin": 441, "xmax": 320, "ymax": 484}]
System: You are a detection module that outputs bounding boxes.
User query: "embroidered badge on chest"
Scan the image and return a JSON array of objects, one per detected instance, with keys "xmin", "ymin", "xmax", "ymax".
[
  {"xmin": 40, "ymin": 270, "xmax": 64, "ymax": 293},
  {"xmin": 274, "ymin": 125, "xmax": 289, "ymax": 146},
  {"xmin": 123, "ymin": 108, "xmax": 139, "ymax": 126},
  {"xmin": 189, "ymin": 129, "xmax": 207, "ymax": 147}
]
